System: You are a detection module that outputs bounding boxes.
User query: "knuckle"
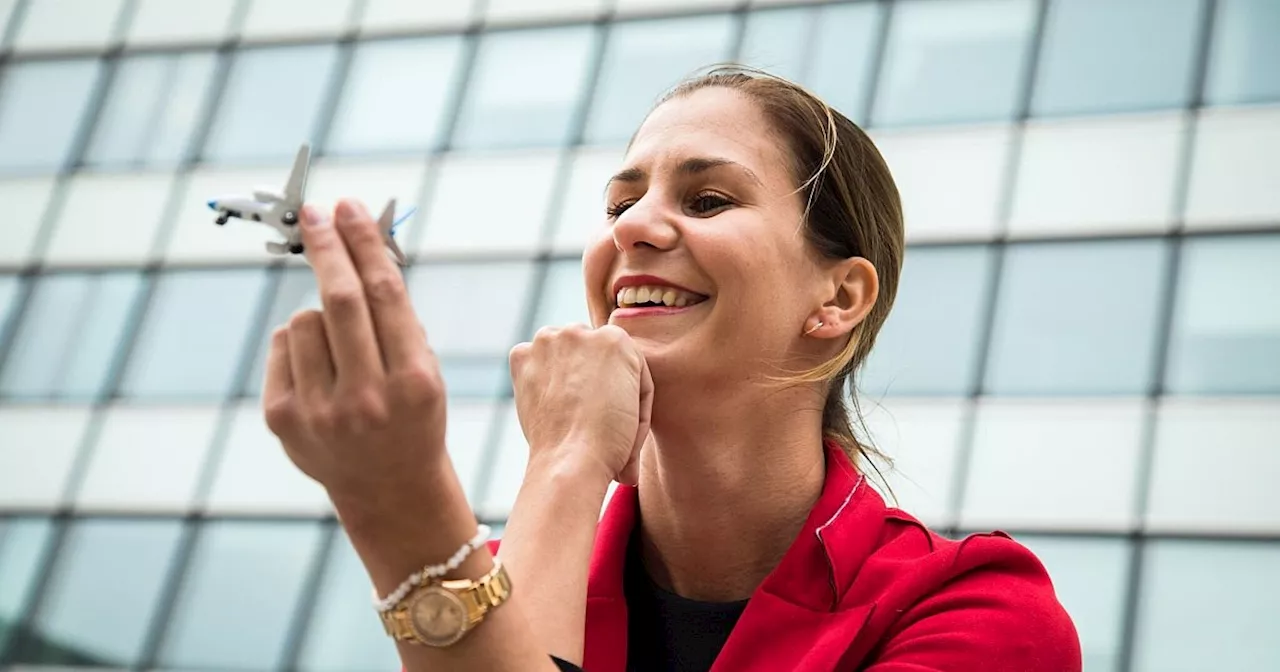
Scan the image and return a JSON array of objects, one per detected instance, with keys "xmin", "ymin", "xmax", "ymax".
[
  {"xmin": 324, "ymin": 285, "xmax": 363, "ymax": 313},
  {"xmin": 263, "ymin": 397, "xmax": 298, "ymax": 435},
  {"xmin": 393, "ymin": 364, "xmax": 444, "ymax": 403},
  {"xmin": 289, "ymin": 309, "xmax": 323, "ymax": 331},
  {"xmin": 364, "ymin": 273, "xmax": 405, "ymax": 305},
  {"xmin": 532, "ymin": 325, "xmax": 559, "ymax": 344}
]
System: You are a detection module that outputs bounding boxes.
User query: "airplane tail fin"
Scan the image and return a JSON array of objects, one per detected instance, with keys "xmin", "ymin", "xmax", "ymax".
[
  {"xmin": 283, "ymin": 143, "xmax": 310, "ymax": 205},
  {"xmin": 377, "ymin": 199, "xmax": 408, "ymax": 266}
]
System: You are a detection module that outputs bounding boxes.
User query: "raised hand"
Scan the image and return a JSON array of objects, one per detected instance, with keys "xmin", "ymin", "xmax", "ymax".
[
  {"xmin": 508, "ymin": 324, "xmax": 653, "ymax": 487},
  {"xmin": 261, "ymin": 199, "xmax": 446, "ymax": 511}
]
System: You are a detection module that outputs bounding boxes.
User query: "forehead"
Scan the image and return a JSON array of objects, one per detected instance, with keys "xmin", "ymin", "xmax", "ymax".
[{"xmin": 622, "ymin": 87, "xmax": 791, "ymax": 183}]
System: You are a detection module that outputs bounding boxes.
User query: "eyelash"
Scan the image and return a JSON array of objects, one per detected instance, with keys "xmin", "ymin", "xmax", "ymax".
[{"xmin": 605, "ymin": 192, "xmax": 733, "ymax": 219}]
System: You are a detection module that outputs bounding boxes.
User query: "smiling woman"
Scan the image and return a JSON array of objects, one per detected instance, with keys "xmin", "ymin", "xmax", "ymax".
[{"xmin": 261, "ymin": 66, "xmax": 1081, "ymax": 672}]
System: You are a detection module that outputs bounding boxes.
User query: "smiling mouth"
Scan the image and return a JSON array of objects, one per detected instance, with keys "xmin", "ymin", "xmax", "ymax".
[{"xmin": 614, "ymin": 284, "xmax": 709, "ymax": 310}]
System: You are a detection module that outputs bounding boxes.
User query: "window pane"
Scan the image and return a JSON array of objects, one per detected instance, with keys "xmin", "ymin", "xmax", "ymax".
[
  {"xmin": 203, "ymin": 45, "xmax": 339, "ymax": 163},
  {"xmin": 0, "ymin": 0, "xmax": 18, "ymax": 44},
  {"xmin": 860, "ymin": 399, "xmax": 966, "ymax": 527},
  {"xmin": 1147, "ymin": 399, "xmax": 1280, "ymax": 533},
  {"xmin": 861, "ymin": 246, "xmax": 993, "ymax": 396},
  {"xmin": 74, "ymin": 404, "xmax": 220, "ymax": 513},
  {"xmin": 550, "ymin": 147, "xmax": 622, "ymax": 253},
  {"xmin": 11, "ymin": 0, "xmax": 125, "ymax": 52},
  {"xmin": 584, "ymin": 15, "xmax": 735, "ymax": 144},
  {"xmin": 486, "ymin": 0, "xmax": 605, "ymax": 23},
  {"xmin": 872, "ymin": 0, "xmax": 1035, "ymax": 127},
  {"xmin": 1166, "ymin": 234, "xmax": 1280, "ymax": 394},
  {"xmin": 962, "ymin": 399, "xmax": 1145, "ymax": 530},
  {"xmin": 0, "ymin": 274, "xmax": 21, "ymax": 333},
  {"xmin": 479, "ymin": 404, "xmax": 526, "ymax": 518},
  {"xmin": 125, "ymin": 0, "xmax": 239, "ymax": 46},
  {"xmin": 0, "ymin": 518, "xmax": 56, "ymax": 655},
  {"xmin": 119, "ymin": 269, "xmax": 271, "ymax": 400},
  {"xmin": 1205, "ymin": 0, "xmax": 1280, "ymax": 105},
  {"xmin": 738, "ymin": 7, "xmax": 812, "ymax": 84},
  {"xmin": 407, "ymin": 262, "xmax": 536, "ymax": 355},
  {"xmin": 0, "ymin": 272, "xmax": 142, "ymax": 400},
  {"xmin": 0, "ymin": 406, "xmax": 92, "ymax": 509},
  {"xmin": 1032, "ymin": 0, "xmax": 1202, "ymax": 117},
  {"xmin": 872, "ymin": 125, "xmax": 1011, "ymax": 241},
  {"xmin": 985, "ymin": 240, "xmax": 1169, "ymax": 394},
  {"xmin": 439, "ymin": 357, "xmax": 511, "ymax": 399},
  {"xmin": 157, "ymin": 521, "xmax": 324, "ymax": 670},
  {"xmin": 360, "ymin": 0, "xmax": 476, "ymax": 33},
  {"xmin": 204, "ymin": 402, "xmax": 331, "ymax": 515},
  {"xmin": 530, "ymin": 259, "xmax": 591, "ymax": 334},
  {"xmin": 1015, "ymin": 536, "xmax": 1129, "ymax": 672},
  {"xmin": 19, "ymin": 519, "xmax": 182, "ymax": 667},
  {"xmin": 1134, "ymin": 541, "xmax": 1280, "ymax": 672},
  {"xmin": 326, "ymin": 37, "xmax": 464, "ymax": 156},
  {"xmin": 453, "ymin": 26, "xmax": 596, "ymax": 150},
  {"xmin": 416, "ymin": 151, "xmax": 561, "ymax": 253},
  {"xmin": 297, "ymin": 532, "xmax": 402, "ymax": 672},
  {"xmin": 0, "ymin": 177, "xmax": 57, "ymax": 266},
  {"xmin": 44, "ymin": 172, "xmax": 177, "ymax": 266},
  {"xmin": 84, "ymin": 53, "xmax": 218, "ymax": 168},
  {"xmin": 615, "ymin": 0, "xmax": 734, "ymax": 13},
  {"xmin": 1009, "ymin": 114, "xmax": 1184, "ymax": 237},
  {"xmin": 0, "ymin": 59, "xmax": 101, "ymax": 174},
  {"xmin": 1185, "ymin": 107, "xmax": 1280, "ymax": 230},
  {"xmin": 244, "ymin": 268, "xmax": 321, "ymax": 397},
  {"xmin": 445, "ymin": 401, "xmax": 500, "ymax": 501},
  {"xmin": 240, "ymin": 0, "xmax": 354, "ymax": 41}
]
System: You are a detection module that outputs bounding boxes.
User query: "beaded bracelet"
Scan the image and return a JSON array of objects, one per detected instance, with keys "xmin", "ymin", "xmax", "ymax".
[{"xmin": 372, "ymin": 523, "xmax": 492, "ymax": 613}]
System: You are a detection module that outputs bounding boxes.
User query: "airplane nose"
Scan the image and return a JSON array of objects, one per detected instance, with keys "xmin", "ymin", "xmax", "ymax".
[{"xmin": 207, "ymin": 199, "xmax": 217, "ymax": 210}]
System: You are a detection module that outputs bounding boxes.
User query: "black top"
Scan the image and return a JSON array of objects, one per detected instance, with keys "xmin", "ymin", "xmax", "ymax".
[{"xmin": 552, "ymin": 529, "xmax": 749, "ymax": 672}]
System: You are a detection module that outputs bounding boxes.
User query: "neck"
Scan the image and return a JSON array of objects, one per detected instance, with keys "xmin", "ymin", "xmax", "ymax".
[{"xmin": 634, "ymin": 386, "xmax": 827, "ymax": 602}]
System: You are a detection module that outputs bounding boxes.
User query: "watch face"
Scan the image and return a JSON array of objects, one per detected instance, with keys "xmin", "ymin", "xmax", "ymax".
[{"xmin": 409, "ymin": 588, "xmax": 469, "ymax": 647}]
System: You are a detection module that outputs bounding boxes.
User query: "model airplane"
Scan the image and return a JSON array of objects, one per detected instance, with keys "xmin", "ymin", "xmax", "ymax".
[{"xmin": 206, "ymin": 143, "xmax": 413, "ymax": 265}]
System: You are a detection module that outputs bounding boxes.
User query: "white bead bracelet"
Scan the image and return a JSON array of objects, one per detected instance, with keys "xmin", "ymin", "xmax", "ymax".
[{"xmin": 372, "ymin": 523, "xmax": 492, "ymax": 613}]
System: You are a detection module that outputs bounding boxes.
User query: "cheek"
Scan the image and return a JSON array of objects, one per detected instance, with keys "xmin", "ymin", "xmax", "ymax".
[{"xmin": 581, "ymin": 235, "xmax": 616, "ymax": 323}]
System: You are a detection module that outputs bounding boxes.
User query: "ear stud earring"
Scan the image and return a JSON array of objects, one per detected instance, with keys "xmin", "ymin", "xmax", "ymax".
[{"xmin": 803, "ymin": 321, "xmax": 824, "ymax": 336}]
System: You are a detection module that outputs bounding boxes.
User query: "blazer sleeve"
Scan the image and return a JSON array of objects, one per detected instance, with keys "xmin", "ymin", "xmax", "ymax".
[{"xmin": 861, "ymin": 535, "xmax": 1083, "ymax": 672}]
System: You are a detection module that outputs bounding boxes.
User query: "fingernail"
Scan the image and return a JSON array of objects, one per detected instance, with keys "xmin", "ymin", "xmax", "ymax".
[
  {"xmin": 336, "ymin": 199, "xmax": 358, "ymax": 222},
  {"xmin": 302, "ymin": 205, "xmax": 329, "ymax": 228}
]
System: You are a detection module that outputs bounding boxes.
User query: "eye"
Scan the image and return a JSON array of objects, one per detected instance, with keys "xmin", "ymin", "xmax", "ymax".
[
  {"xmin": 688, "ymin": 192, "xmax": 733, "ymax": 216},
  {"xmin": 606, "ymin": 199, "xmax": 635, "ymax": 219}
]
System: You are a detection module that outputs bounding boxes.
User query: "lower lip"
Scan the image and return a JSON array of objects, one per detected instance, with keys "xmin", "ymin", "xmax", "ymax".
[{"xmin": 611, "ymin": 304, "xmax": 702, "ymax": 319}]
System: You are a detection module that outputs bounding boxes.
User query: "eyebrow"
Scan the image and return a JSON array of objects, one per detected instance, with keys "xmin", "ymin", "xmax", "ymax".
[{"xmin": 606, "ymin": 157, "xmax": 764, "ymax": 191}]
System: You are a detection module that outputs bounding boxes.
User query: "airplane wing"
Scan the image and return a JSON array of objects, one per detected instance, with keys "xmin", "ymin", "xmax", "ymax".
[
  {"xmin": 377, "ymin": 198, "xmax": 408, "ymax": 266},
  {"xmin": 282, "ymin": 143, "xmax": 311, "ymax": 208}
]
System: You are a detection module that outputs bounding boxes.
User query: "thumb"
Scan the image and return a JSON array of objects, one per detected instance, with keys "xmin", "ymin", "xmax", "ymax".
[{"xmin": 620, "ymin": 354, "xmax": 653, "ymax": 486}]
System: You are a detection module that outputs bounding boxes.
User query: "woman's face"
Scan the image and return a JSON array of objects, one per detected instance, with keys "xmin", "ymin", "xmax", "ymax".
[{"xmin": 582, "ymin": 87, "xmax": 847, "ymax": 388}]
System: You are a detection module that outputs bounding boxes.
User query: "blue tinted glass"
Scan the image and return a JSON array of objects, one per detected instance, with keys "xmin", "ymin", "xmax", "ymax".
[
  {"xmin": 84, "ymin": 52, "xmax": 218, "ymax": 167},
  {"xmin": 243, "ymin": 268, "xmax": 318, "ymax": 397},
  {"xmin": 861, "ymin": 246, "xmax": 994, "ymax": 396},
  {"xmin": 440, "ymin": 358, "xmax": 510, "ymax": 399},
  {"xmin": 157, "ymin": 521, "xmax": 323, "ymax": 670},
  {"xmin": 1166, "ymin": 234, "xmax": 1280, "ymax": 394},
  {"xmin": 1205, "ymin": 0, "xmax": 1280, "ymax": 105},
  {"xmin": 585, "ymin": 15, "xmax": 736, "ymax": 144},
  {"xmin": 297, "ymin": 533, "xmax": 402, "ymax": 672},
  {"xmin": 985, "ymin": 240, "xmax": 1170, "ymax": 394},
  {"xmin": 0, "ymin": 59, "xmax": 102, "ymax": 174},
  {"xmin": 1033, "ymin": 0, "xmax": 1202, "ymax": 117},
  {"xmin": 203, "ymin": 45, "xmax": 339, "ymax": 163},
  {"xmin": 19, "ymin": 519, "xmax": 182, "ymax": 667},
  {"xmin": 1134, "ymin": 541, "xmax": 1280, "ymax": 672},
  {"xmin": 873, "ymin": 0, "xmax": 1035, "ymax": 127},
  {"xmin": 1, "ymin": 272, "xmax": 143, "ymax": 401},
  {"xmin": 0, "ymin": 274, "xmax": 22, "ymax": 339},
  {"xmin": 0, "ymin": 518, "xmax": 56, "ymax": 656},
  {"xmin": 327, "ymin": 36, "xmax": 465, "ymax": 156},
  {"xmin": 119, "ymin": 269, "xmax": 270, "ymax": 400},
  {"xmin": 453, "ymin": 25, "xmax": 597, "ymax": 149},
  {"xmin": 739, "ymin": 7, "xmax": 812, "ymax": 84}
]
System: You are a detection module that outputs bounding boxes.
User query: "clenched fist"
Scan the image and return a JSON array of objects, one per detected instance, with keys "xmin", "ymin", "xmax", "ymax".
[{"xmin": 508, "ymin": 324, "xmax": 653, "ymax": 486}]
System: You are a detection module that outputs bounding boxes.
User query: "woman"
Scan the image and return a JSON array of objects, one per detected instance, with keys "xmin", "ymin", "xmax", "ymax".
[{"xmin": 262, "ymin": 67, "xmax": 1082, "ymax": 671}]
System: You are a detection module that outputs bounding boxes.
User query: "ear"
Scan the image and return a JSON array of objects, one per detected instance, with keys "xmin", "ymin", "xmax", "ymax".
[{"xmin": 804, "ymin": 257, "xmax": 879, "ymax": 340}]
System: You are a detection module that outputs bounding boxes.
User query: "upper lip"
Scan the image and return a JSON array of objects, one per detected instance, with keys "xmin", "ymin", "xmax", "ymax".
[{"xmin": 611, "ymin": 274, "xmax": 705, "ymax": 299}]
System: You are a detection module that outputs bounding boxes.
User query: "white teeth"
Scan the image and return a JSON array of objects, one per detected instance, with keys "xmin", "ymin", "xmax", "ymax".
[{"xmin": 614, "ymin": 284, "xmax": 703, "ymax": 309}]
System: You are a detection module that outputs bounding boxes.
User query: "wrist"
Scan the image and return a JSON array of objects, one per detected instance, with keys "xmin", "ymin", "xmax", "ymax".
[{"xmin": 525, "ymin": 444, "xmax": 616, "ymax": 495}]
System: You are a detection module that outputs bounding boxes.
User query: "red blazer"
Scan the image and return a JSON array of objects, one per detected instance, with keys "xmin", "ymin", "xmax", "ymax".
[{"xmin": 500, "ymin": 441, "xmax": 1082, "ymax": 671}]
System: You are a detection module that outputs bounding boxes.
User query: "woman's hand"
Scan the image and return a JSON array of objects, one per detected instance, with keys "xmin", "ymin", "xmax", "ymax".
[
  {"xmin": 508, "ymin": 324, "xmax": 653, "ymax": 486},
  {"xmin": 261, "ymin": 200, "xmax": 446, "ymax": 513}
]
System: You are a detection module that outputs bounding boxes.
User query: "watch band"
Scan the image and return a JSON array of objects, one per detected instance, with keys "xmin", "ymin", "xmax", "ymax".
[{"xmin": 380, "ymin": 559, "xmax": 512, "ymax": 647}]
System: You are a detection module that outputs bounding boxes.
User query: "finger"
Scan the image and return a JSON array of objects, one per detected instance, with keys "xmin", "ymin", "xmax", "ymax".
[
  {"xmin": 333, "ymin": 198, "xmax": 424, "ymax": 370},
  {"xmin": 263, "ymin": 326, "xmax": 295, "ymax": 400},
  {"xmin": 633, "ymin": 351, "xmax": 654, "ymax": 458},
  {"xmin": 299, "ymin": 204, "xmax": 385, "ymax": 384},
  {"xmin": 288, "ymin": 310, "xmax": 336, "ymax": 400}
]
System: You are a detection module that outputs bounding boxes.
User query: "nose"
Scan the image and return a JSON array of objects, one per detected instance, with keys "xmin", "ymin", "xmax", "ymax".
[
  {"xmin": 207, "ymin": 199, "xmax": 218, "ymax": 210},
  {"xmin": 612, "ymin": 200, "xmax": 678, "ymax": 253}
]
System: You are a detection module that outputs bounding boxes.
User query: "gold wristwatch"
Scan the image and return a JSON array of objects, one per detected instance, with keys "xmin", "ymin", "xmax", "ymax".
[{"xmin": 380, "ymin": 559, "xmax": 512, "ymax": 647}]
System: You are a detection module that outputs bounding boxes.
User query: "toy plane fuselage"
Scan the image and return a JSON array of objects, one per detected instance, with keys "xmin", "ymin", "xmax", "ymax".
[{"xmin": 206, "ymin": 143, "xmax": 411, "ymax": 265}]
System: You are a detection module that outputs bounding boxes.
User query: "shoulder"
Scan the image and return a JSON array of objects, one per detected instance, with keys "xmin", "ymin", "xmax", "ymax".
[{"xmin": 851, "ymin": 509, "xmax": 1082, "ymax": 671}]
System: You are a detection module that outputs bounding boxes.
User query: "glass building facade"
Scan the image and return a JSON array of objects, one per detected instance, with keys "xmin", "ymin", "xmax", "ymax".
[{"xmin": 0, "ymin": 0, "xmax": 1277, "ymax": 670}]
